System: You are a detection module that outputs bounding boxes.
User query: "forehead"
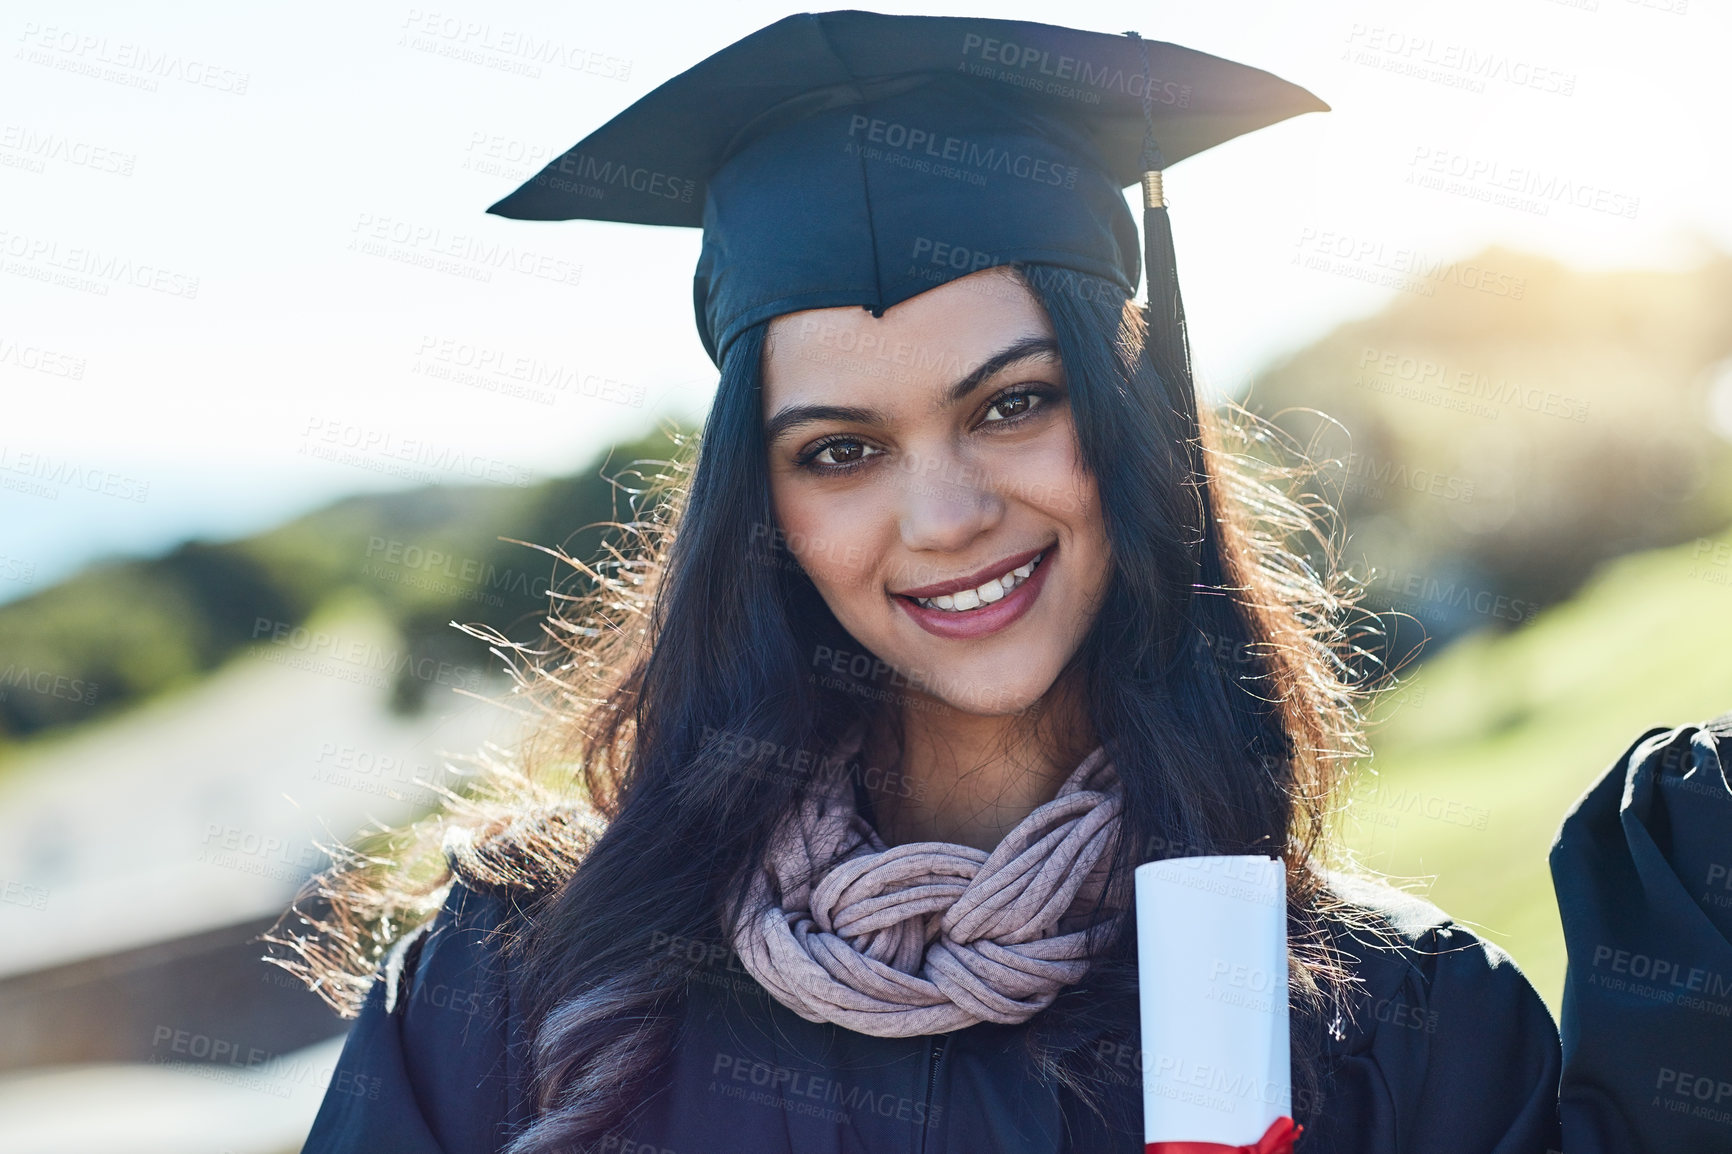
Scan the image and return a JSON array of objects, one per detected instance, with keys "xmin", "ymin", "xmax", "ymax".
[{"xmin": 761, "ymin": 268, "xmax": 1053, "ymax": 408}]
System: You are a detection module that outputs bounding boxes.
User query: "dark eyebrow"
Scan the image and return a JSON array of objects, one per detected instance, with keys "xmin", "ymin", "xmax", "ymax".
[{"xmin": 762, "ymin": 335, "xmax": 1061, "ymax": 445}]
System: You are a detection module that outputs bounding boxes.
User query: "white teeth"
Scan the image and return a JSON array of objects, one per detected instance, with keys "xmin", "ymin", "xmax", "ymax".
[{"xmin": 911, "ymin": 551, "xmax": 1045, "ymax": 612}]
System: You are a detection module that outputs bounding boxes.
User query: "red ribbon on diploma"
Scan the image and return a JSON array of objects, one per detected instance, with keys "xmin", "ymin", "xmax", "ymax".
[{"xmin": 1145, "ymin": 1115, "xmax": 1303, "ymax": 1154}]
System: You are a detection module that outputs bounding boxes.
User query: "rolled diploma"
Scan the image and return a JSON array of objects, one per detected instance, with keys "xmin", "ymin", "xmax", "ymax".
[{"xmin": 1135, "ymin": 855, "xmax": 1290, "ymax": 1146}]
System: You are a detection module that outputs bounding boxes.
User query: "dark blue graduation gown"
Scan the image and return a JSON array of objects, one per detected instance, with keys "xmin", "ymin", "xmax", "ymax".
[
  {"xmin": 1551, "ymin": 715, "xmax": 1732, "ymax": 1152},
  {"xmin": 301, "ymin": 717, "xmax": 1732, "ymax": 1152},
  {"xmin": 300, "ymin": 869, "xmax": 1565, "ymax": 1154}
]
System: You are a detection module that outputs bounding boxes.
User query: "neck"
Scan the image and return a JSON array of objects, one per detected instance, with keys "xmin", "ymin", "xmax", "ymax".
[{"xmin": 859, "ymin": 670, "xmax": 1099, "ymax": 853}]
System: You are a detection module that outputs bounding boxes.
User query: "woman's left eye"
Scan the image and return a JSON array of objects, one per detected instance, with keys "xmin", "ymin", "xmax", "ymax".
[
  {"xmin": 982, "ymin": 390, "xmax": 1045, "ymax": 423},
  {"xmin": 799, "ymin": 437, "xmax": 882, "ymax": 471}
]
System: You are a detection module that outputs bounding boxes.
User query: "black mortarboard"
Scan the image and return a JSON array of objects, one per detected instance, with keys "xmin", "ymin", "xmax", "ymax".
[{"xmin": 487, "ymin": 10, "xmax": 1326, "ymax": 369}]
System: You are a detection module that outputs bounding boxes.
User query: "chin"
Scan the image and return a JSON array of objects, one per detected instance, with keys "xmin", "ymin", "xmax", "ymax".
[{"xmin": 923, "ymin": 669, "xmax": 1059, "ymax": 718}]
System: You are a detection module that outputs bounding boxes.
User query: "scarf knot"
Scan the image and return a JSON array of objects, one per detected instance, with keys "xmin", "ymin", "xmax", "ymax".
[{"xmin": 731, "ymin": 742, "xmax": 1126, "ymax": 1036}]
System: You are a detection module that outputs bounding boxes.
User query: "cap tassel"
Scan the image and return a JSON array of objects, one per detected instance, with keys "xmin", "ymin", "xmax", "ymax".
[
  {"xmin": 1140, "ymin": 168, "xmax": 1192, "ymax": 393},
  {"xmin": 1125, "ymin": 31, "xmax": 1207, "ymax": 578}
]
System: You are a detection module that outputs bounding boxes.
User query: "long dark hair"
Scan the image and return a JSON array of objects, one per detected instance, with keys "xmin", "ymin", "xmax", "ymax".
[{"xmin": 275, "ymin": 262, "xmax": 1371, "ymax": 1150}]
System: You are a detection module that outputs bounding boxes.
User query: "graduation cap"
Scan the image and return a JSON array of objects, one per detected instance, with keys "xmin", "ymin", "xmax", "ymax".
[{"xmin": 486, "ymin": 10, "xmax": 1327, "ymax": 371}]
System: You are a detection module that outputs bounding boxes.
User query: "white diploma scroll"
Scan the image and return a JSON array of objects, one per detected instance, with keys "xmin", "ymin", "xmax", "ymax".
[{"xmin": 1135, "ymin": 855, "xmax": 1290, "ymax": 1148}]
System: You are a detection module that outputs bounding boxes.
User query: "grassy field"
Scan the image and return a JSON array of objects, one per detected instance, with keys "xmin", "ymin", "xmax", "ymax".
[{"xmin": 1337, "ymin": 527, "xmax": 1732, "ymax": 1011}]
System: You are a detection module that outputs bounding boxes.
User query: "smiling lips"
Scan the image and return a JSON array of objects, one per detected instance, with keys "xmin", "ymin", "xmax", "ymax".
[
  {"xmin": 890, "ymin": 544, "xmax": 1055, "ymax": 640},
  {"xmin": 908, "ymin": 552, "xmax": 1045, "ymax": 611}
]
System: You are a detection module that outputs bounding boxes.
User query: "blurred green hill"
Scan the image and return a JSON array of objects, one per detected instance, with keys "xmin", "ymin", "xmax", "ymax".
[
  {"xmin": 1341, "ymin": 524, "xmax": 1732, "ymax": 1011},
  {"xmin": 1245, "ymin": 247, "xmax": 1732, "ymax": 658},
  {"xmin": 0, "ymin": 425, "xmax": 686, "ymax": 747}
]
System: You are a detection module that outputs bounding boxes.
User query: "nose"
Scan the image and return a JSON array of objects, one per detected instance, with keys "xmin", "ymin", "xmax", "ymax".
[{"xmin": 895, "ymin": 445, "xmax": 1004, "ymax": 554}]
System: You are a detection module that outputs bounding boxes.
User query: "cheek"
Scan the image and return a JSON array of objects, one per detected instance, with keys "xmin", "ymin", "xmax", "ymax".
[
  {"xmin": 1019, "ymin": 438, "xmax": 1111, "ymax": 592},
  {"xmin": 769, "ymin": 480, "xmax": 884, "ymax": 595},
  {"xmin": 1013, "ymin": 430, "xmax": 1097, "ymax": 524}
]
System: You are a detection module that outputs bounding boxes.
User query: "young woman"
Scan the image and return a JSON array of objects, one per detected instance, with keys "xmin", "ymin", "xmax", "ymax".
[{"xmin": 284, "ymin": 13, "xmax": 1571, "ymax": 1153}]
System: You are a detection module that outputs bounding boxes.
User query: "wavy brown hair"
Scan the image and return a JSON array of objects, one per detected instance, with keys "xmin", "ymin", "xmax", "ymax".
[{"xmin": 270, "ymin": 262, "xmax": 1381, "ymax": 1151}]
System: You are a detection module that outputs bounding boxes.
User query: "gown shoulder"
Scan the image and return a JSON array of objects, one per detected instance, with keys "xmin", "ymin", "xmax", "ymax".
[
  {"xmin": 298, "ymin": 876, "xmax": 539, "ymax": 1154},
  {"xmin": 1550, "ymin": 717, "xmax": 1732, "ymax": 1153},
  {"xmin": 1303, "ymin": 870, "xmax": 1564, "ymax": 1154},
  {"xmin": 298, "ymin": 803, "xmax": 596, "ymax": 1152}
]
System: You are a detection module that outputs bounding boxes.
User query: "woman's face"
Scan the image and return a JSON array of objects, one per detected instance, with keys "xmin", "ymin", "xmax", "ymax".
[{"xmin": 762, "ymin": 268, "xmax": 1114, "ymax": 717}]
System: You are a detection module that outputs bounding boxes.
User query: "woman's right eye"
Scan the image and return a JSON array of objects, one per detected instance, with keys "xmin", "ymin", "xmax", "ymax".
[{"xmin": 801, "ymin": 438, "xmax": 880, "ymax": 471}]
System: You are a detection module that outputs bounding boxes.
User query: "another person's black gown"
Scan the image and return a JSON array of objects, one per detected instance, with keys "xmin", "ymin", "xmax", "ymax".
[
  {"xmin": 1551, "ymin": 715, "xmax": 1732, "ymax": 1151},
  {"xmin": 300, "ymin": 716, "xmax": 1732, "ymax": 1153}
]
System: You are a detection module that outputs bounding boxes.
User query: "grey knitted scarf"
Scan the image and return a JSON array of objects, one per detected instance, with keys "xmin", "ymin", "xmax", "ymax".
[{"xmin": 730, "ymin": 738, "xmax": 1125, "ymax": 1036}]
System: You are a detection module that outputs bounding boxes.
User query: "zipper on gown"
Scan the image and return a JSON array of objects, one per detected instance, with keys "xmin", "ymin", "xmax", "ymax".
[{"xmin": 918, "ymin": 1036, "xmax": 949, "ymax": 1154}]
